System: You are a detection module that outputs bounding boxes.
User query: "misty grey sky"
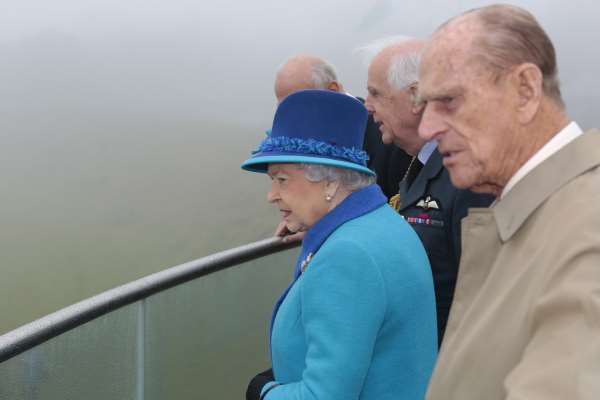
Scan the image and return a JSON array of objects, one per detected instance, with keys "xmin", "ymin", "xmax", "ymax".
[
  {"xmin": 2, "ymin": 0, "xmax": 599, "ymax": 128},
  {"xmin": 0, "ymin": 0, "xmax": 599, "ymax": 331}
]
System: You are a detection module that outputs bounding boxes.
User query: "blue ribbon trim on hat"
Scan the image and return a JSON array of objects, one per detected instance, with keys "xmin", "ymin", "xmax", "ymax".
[{"xmin": 253, "ymin": 136, "xmax": 369, "ymax": 165}]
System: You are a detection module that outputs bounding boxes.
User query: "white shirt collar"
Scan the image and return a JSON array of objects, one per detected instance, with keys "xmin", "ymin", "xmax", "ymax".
[
  {"xmin": 418, "ymin": 140, "xmax": 438, "ymax": 164},
  {"xmin": 501, "ymin": 121, "xmax": 583, "ymax": 199}
]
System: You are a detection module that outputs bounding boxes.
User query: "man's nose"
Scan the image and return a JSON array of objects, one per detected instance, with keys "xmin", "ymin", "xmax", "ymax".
[
  {"xmin": 364, "ymin": 96, "xmax": 375, "ymax": 113},
  {"xmin": 418, "ymin": 102, "xmax": 445, "ymax": 141}
]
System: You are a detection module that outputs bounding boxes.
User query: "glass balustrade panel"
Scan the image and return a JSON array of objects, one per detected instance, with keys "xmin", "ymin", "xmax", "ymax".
[
  {"xmin": 0, "ymin": 303, "xmax": 138, "ymax": 400},
  {"xmin": 144, "ymin": 249, "xmax": 298, "ymax": 400}
]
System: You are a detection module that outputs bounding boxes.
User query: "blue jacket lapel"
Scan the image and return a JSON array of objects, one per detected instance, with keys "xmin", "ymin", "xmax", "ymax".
[{"xmin": 399, "ymin": 150, "xmax": 444, "ymax": 211}]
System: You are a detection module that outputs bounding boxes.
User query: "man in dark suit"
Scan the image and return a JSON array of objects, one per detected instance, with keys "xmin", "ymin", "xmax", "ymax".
[
  {"xmin": 395, "ymin": 151, "xmax": 493, "ymax": 345},
  {"xmin": 274, "ymin": 55, "xmax": 412, "ymax": 198},
  {"xmin": 364, "ymin": 38, "xmax": 494, "ymax": 346}
]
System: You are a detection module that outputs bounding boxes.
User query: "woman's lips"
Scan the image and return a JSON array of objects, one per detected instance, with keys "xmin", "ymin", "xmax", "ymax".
[{"xmin": 280, "ymin": 210, "xmax": 291, "ymax": 219}]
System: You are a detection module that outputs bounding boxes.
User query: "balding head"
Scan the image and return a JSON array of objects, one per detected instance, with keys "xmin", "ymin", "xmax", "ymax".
[
  {"xmin": 418, "ymin": 4, "xmax": 569, "ymax": 195},
  {"xmin": 433, "ymin": 4, "xmax": 563, "ymax": 106},
  {"xmin": 363, "ymin": 37, "xmax": 427, "ymax": 155},
  {"xmin": 274, "ymin": 55, "xmax": 342, "ymax": 102}
]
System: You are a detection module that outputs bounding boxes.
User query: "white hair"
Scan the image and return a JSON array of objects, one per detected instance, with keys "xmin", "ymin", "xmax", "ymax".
[
  {"xmin": 310, "ymin": 60, "xmax": 338, "ymax": 89},
  {"xmin": 355, "ymin": 35, "xmax": 423, "ymax": 90},
  {"xmin": 388, "ymin": 50, "xmax": 421, "ymax": 90},
  {"xmin": 299, "ymin": 164, "xmax": 375, "ymax": 191}
]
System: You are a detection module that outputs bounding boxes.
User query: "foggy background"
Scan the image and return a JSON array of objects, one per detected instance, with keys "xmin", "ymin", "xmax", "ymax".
[{"xmin": 1, "ymin": 0, "xmax": 598, "ymax": 333}]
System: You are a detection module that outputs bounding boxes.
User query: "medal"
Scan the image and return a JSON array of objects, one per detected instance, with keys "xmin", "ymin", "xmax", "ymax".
[
  {"xmin": 389, "ymin": 156, "xmax": 417, "ymax": 212},
  {"xmin": 389, "ymin": 194, "xmax": 401, "ymax": 211}
]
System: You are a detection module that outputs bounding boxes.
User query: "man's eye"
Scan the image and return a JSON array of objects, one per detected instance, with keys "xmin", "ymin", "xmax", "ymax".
[{"xmin": 436, "ymin": 97, "xmax": 458, "ymax": 111}]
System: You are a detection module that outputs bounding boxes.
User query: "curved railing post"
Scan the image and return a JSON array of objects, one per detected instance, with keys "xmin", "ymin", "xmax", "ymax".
[{"xmin": 136, "ymin": 300, "xmax": 146, "ymax": 400}]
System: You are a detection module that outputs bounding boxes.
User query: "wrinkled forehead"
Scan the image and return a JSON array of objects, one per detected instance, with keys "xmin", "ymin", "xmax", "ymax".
[
  {"xmin": 433, "ymin": 13, "xmax": 481, "ymax": 50},
  {"xmin": 419, "ymin": 44, "xmax": 464, "ymax": 99},
  {"xmin": 419, "ymin": 17, "xmax": 484, "ymax": 97}
]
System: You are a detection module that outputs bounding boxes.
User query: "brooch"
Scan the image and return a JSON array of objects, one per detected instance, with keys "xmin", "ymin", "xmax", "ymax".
[{"xmin": 300, "ymin": 252, "xmax": 313, "ymax": 273}]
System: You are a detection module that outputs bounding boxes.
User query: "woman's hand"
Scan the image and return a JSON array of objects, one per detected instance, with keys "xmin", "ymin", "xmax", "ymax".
[{"xmin": 274, "ymin": 220, "xmax": 306, "ymax": 243}]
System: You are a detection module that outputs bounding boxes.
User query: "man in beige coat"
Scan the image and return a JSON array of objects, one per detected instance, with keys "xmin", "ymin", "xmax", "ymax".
[{"xmin": 418, "ymin": 4, "xmax": 600, "ymax": 400}]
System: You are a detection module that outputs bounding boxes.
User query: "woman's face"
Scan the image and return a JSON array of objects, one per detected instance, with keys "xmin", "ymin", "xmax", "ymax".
[{"xmin": 267, "ymin": 163, "xmax": 330, "ymax": 232}]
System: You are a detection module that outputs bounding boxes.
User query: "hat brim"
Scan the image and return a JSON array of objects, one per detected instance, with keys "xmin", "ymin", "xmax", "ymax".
[{"xmin": 241, "ymin": 154, "xmax": 376, "ymax": 176}]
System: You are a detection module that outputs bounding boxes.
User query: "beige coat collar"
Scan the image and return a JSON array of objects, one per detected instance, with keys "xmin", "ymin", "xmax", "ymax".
[{"xmin": 493, "ymin": 129, "xmax": 600, "ymax": 242}]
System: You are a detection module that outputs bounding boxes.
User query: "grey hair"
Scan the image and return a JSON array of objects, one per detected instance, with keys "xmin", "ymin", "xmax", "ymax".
[
  {"xmin": 446, "ymin": 4, "xmax": 564, "ymax": 107},
  {"xmin": 310, "ymin": 60, "xmax": 338, "ymax": 88},
  {"xmin": 299, "ymin": 164, "xmax": 375, "ymax": 191},
  {"xmin": 355, "ymin": 35, "xmax": 423, "ymax": 90},
  {"xmin": 388, "ymin": 50, "xmax": 421, "ymax": 91}
]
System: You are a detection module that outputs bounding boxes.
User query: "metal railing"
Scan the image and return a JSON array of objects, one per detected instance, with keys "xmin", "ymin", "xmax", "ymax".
[{"xmin": 0, "ymin": 237, "xmax": 298, "ymax": 364}]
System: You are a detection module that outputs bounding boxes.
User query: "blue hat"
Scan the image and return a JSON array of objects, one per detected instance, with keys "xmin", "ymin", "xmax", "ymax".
[{"xmin": 241, "ymin": 89, "xmax": 375, "ymax": 176}]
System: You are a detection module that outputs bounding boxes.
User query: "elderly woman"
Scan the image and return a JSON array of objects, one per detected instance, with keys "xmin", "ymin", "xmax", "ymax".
[{"xmin": 242, "ymin": 90, "xmax": 437, "ymax": 400}]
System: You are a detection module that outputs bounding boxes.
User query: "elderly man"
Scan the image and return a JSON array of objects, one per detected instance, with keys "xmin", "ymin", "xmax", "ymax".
[
  {"xmin": 274, "ymin": 55, "xmax": 411, "ymax": 198},
  {"xmin": 418, "ymin": 4, "xmax": 600, "ymax": 399},
  {"xmin": 364, "ymin": 38, "xmax": 493, "ymax": 346}
]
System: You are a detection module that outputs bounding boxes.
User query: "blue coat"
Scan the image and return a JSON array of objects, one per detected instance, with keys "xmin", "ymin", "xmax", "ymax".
[{"xmin": 263, "ymin": 185, "xmax": 437, "ymax": 399}]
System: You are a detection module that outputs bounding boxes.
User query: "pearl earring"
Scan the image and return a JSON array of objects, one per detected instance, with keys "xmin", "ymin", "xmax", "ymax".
[{"xmin": 325, "ymin": 194, "xmax": 333, "ymax": 201}]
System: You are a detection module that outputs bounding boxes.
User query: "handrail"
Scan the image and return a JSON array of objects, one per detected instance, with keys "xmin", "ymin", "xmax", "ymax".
[{"xmin": 0, "ymin": 237, "xmax": 299, "ymax": 363}]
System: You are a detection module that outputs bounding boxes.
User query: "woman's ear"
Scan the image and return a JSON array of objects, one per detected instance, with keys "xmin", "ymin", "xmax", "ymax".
[{"xmin": 324, "ymin": 180, "xmax": 341, "ymax": 201}]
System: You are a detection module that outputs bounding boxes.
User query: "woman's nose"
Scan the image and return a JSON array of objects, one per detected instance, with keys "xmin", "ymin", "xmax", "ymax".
[{"xmin": 267, "ymin": 184, "xmax": 279, "ymax": 203}]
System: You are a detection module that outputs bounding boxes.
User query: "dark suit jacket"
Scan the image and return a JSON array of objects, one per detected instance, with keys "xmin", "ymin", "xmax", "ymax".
[
  {"xmin": 358, "ymin": 98, "xmax": 412, "ymax": 198},
  {"xmin": 397, "ymin": 149, "xmax": 494, "ymax": 346}
]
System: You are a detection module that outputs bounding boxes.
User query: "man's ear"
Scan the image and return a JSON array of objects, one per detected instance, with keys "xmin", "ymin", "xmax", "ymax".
[
  {"xmin": 327, "ymin": 81, "xmax": 341, "ymax": 93},
  {"xmin": 512, "ymin": 63, "xmax": 543, "ymax": 124},
  {"xmin": 409, "ymin": 84, "xmax": 426, "ymax": 114}
]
